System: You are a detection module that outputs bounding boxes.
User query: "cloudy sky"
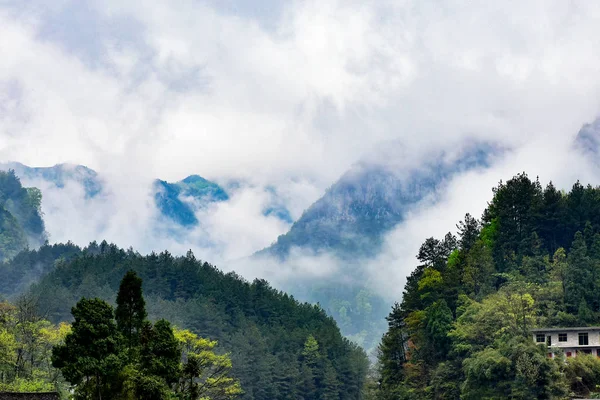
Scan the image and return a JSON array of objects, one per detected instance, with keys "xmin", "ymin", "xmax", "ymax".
[{"xmin": 2, "ymin": 0, "xmax": 600, "ymax": 297}]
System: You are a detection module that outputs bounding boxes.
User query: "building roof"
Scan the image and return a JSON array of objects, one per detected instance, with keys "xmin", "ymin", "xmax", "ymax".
[{"xmin": 531, "ymin": 327, "xmax": 600, "ymax": 333}]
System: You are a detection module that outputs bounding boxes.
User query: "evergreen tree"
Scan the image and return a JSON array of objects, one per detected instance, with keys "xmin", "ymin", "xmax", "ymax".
[
  {"xmin": 115, "ymin": 269, "xmax": 147, "ymax": 353},
  {"xmin": 51, "ymin": 298, "xmax": 123, "ymax": 400},
  {"xmin": 565, "ymin": 231, "xmax": 592, "ymax": 313},
  {"xmin": 139, "ymin": 319, "xmax": 180, "ymax": 386},
  {"xmin": 456, "ymin": 213, "xmax": 480, "ymax": 252},
  {"xmin": 321, "ymin": 360, "xmax": 340, "ymax": 400}
]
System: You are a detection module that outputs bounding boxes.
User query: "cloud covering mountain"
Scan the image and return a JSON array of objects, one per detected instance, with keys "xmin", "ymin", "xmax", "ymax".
[{"xmin": 3, "ymin": 0, "xmax": 600, "ymax": 353}]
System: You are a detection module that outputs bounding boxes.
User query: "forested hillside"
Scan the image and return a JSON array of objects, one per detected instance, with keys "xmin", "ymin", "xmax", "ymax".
[
  {"xmin": 0, "ymin": 170, "xmax": 46, "ymax": 261},
  {"xmin": 376, "ymin": 173, "xmax": 600, "ymax": 399},
  {"xmin": 10, "ymin": 243, "xmax": 369, "ymax": 399},
  {"xmin": 256, "ymin": 142, "xmax": 497, "ymax": 355}
]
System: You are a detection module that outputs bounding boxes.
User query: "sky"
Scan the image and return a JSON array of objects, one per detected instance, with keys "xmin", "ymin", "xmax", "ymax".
[{"xmin": 2, "ymin": 0, "xmax": 600, "ymax": 299}]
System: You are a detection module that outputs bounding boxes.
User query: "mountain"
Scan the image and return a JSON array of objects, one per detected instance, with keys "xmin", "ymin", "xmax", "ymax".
[
  {"xmin": 574, "ymin": 116, "xmax": 600, "ymax": 156},
  {"xmin": 6, "ymin": 241, "xmax": 369, "ymax": 400},
  {"xmin": 0, "ymin": 162, "xmax": 103, "ymax": 198},
  {"xmin": 259, "ymin": 142, "xmax": 499, "ymax": 260},
  {"xmin": 252, "ymin": 141, "xmax": 501, "ymax": 353},
  {"xmin": 0, "ymin": 163, "xmax": 294, "ymax": 228},
  {"xmin": 154, "ymin": 175, "xmax": 230, "ymax": 227},
  {"xmin": 0, "ymin": 170, "xmax": 47, "ymax": 261}
]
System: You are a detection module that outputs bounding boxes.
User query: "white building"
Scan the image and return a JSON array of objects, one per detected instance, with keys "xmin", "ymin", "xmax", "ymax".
[{"xmin": 532, "ymin": 327, "xmax": 600, "ymax": 358}]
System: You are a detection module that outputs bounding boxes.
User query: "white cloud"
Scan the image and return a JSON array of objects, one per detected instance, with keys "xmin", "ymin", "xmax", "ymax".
[{"xmin": 2, "ymin": 0, "xmax": 600, "ymax": 301}]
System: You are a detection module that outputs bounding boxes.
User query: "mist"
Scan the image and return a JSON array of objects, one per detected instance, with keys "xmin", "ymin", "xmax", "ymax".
[{"xmin": 2, "ymin": 1, "xmax": 600, "ymax": 302}]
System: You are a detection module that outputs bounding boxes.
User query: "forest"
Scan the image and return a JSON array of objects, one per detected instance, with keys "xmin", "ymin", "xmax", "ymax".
[
  {"xmin": 0, "ymin": 243, "xmax": 368, "ymax": 399},
  {"xmin": 0, "ymin": 171, "xmax": 368, "ymax": 399},
  {"xmin": 10, "ymin": 166, "xmax": 600, "ymax": 398},
  {"xmin": 1, "ymin": 271, "xmax": 242, "ymax": 399},
  {"xmin": 375, "ymin": 173, "xmax": 600, "ymax": 399}
]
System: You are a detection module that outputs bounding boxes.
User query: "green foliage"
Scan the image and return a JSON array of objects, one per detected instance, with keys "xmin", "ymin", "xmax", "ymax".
[
  {"xmin": 0, "ymin": 170, "xmax": 47, "ymax": 261},
  {"xmin": 140, "ymin": 320, "xmax": 180, "ymax": 386},
  {"xmin": 564, "ymin": 354, "xmax": 600, "ymax": 396},
  {"xmin": 23, "ymin": 244, "xmax": 368, "ymax": 399},
  {"xmin": 116, "ymin": 270, "xmax": 147, "ymax": 353},
  {"xmin": 375, "ymin": 173, "xmax": 600, "ymax": 399},
  {"xmin": 51, "ymin": 298, "xmax": 124, "ymax": 399},
  {"xmin": 174, "ymin": 327, "xmax": 242, "ymax": 399},
  {"xmin": 52, "ymin": 272, "xmax": 242, "ymax": 400},
  {"xmin": 0, "ymin": 299, "xmax": 70, "ymax": 394},
  {"xmin": 301, "ymin": 335, "xmax": 320, "ymax": 367}
]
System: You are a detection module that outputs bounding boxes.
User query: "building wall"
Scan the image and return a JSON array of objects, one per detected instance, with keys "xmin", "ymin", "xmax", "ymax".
[{"xmin": 533, "ymin": 329, "xmax": 600, "ymax": 348}]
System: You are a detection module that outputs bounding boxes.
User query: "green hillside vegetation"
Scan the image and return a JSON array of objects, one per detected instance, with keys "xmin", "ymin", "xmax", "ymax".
[
  {"xmin": 0, "ymin": 272, "xmax": 241, "ymax": 400},
  {"xmin": 0, "ymin": 170, "xmax": 47, "ymax": 261},
  {"xmin": 19, "ymin": 242, "xmax": 368, "ymax": 399},
  {"xmin": 0, "ymin": 242, "xmax": 82, "ymax": 299},
  {"xmin": 52, "ymin": 270, "xmax": 241, "ymax": 399},
  {"xmin": 375, "ymin": 173, "xmax": 600, "ymax": 399},
  {"xmin": 0, "ymin": 297, "xmax": 70, "ymax": 394}
]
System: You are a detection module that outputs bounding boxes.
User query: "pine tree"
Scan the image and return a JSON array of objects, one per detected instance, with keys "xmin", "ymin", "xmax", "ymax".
[
  {"xmin": 565, "ymin": 232, "xmax": 592, "ymax": 313},
  {"xmin": 51, "ymin": 298, "xmax": 123, "ymax": 400},
  {"xmin": 115, "ymin": 270, "xmax": 147, "ymax": 353},
  {"xmin": 139, "ymin": 319, "xmax": 181, "ymax": 386},
  {"xmin": 322, "ymin": 360, "xmax": 340, "ymax": 400}
]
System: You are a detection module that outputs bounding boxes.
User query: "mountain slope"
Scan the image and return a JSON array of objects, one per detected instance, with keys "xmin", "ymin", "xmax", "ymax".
[
  {"xmin": 23, "ymin": 242, "xmax": 369, "ymax": 400},
  {"xmin": 250, "ymin": 142, "xmax": 501, "ymax": 353},
  {"xmin": 1, "ymin": 163, "xmax": 294, "ymax": 228},
  {"xmin": 574, "ymin": 116, "xmax": 600, "ymax": 156},
  {"xmin": 259, "ymin": 142, "xmax": 499, "ymax": 260},
  {"xmin": 0, "ymin": 170, "xmax": 47, "ymax": 261},
  {"xmin": 0, "ymin": 162, "xmax": 103, "ymax": 198},
  {"xmin": 154, "ymin": 175, "xmax": 230, "ymax": 227},
  {"xmin": 375, "ymin": 173, "xmax": 600, "ymax": 399}
]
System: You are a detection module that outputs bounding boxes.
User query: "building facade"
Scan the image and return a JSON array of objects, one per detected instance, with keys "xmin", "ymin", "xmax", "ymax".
[{"xmin": 532, "ymin": 327, "xmax": 600, "ymax": 358}]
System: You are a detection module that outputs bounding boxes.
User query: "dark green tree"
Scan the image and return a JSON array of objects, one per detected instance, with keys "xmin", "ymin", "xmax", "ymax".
[
  {"xmin": 140, "ymin": 319, "xmax": 181, "ymax": 387},
  {"xmin": 115, "ymin": 269, "xmax": 147, "ymax": 353},
  {"xmin": 424, "ymin": 299, "xmax": 453, "ymax": 362},
  {"xmin": 51, "ymin": 298, "xmax": 123, "ymax": 400},
  {"xmin": 565, "ymin": 231, "xmax": 592, "ymax": 313},
  {"xmin": 456, "ymin": 213, "xmax": 480, "ymax": 252}
]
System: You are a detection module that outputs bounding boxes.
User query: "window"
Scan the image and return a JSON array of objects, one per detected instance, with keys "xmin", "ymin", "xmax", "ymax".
[
  {"xmin": 536, "ymin": 334, "xmax": 546, "ymax": 343},
  {"xmin": 559, "ymin": 333, "xmax": 567, "ymax": 342},
  {"xmin": 547, "ymin": 336, "xmax": 552, "ymax": 346},
  {"xmin": 597, "ymin": 349, "xmax": 600, "ymax": 358},
  {"xmin": 583, "ymin": 349, "xmax": 592, "ymax": 355},
  {"xmin": 579, "ymin": 332, "xmax": 589, "ymax": 346}
]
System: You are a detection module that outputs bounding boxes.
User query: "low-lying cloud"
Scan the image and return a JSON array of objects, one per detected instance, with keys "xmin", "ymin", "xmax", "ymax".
[{"xmin": 2, "ymin": 1, "xmax": 600, "ymax": 304}]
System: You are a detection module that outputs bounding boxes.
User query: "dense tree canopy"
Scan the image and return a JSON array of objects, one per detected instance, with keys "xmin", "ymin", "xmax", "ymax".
[
  {"xmin": 10, "ymin": 246, "xmax": 369, "ymax": 399},
  {"xmin": 375, "ymin": 173, "xmax": 600, "ymax": 399},
  {"xmin": 52, "ymin": 271, "xmax": 242, "ymax": 400}
]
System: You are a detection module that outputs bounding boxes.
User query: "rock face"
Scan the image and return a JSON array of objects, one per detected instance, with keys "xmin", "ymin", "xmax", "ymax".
[{"xmin": 0, "ymin": 393, "xmax": 59, "ymax": 400}]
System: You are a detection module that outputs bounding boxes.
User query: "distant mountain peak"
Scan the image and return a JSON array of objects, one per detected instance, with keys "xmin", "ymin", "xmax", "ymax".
[
  {"xmin": 257, "ymin": 140, "xmax": 502, "ymax": 260},
  {"xmin": 574, "ymin": 116, "xmax": 600, "ymax": 156},
  {"xmin": 0, "ymin": 162, "xmax": 103, "ymax": 198}
]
